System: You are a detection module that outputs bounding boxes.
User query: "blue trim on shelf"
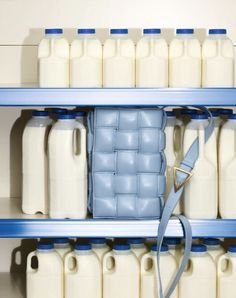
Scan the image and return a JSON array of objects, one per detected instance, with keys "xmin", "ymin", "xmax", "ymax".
[{"xmin": 0, "ymin": 88, "xmax": 236, "ymax": 106}]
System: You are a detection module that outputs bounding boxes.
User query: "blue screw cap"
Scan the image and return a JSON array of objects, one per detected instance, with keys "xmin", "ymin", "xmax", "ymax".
[
  {"xmin": 54, "ymin": 238, "xmax": 70, "ymax": 244},
  {"xmin": 113, "ymin": 244, "xmax": 130, "ymax": 250},
  {"xmin": 78, "ymin": 28, "xmax": 95, "ymax": 34},
  {"xmin": 151, "ymin": 244, "xmax": 169, "ymax": 252},
  {"xmin": 37, "ymin": 242, "xmax": 54, "ymax": 250},
  {"xmin": 45, "ymin": 28, "xmax": 63, "ymax": 35},
  {"xmin": 58, "ymin": 113, "xmax": 75, "ymax": 120},
  {"xmin": 177, "ymin": 29, "xmax": 194, "ymax": 34},
  {"xmin": 110, "ymin": 29, "xmax": 128, "ymax": 35},
  {"xmin": 209, "ymin": 29, "xmax": 227, "ymax": 35},
  {"xmin": 32, "ymin": 110, "xmax": 49, "ymax": 117},
  {"xmin": 143, "ymin": 28, "xmax": 161, "ymax": 34},
  {"xmin": 75, "ymin": 243, "xmax": 92, "ymax": 251},
  {"xmin": 191, "ymin": 244, "xmax": 207, "ymax": 252}
]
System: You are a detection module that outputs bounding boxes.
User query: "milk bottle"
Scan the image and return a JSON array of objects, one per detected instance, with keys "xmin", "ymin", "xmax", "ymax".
[
  {"xmin": 65, "ymin": 243, "xmax": 102, "ymax": 298},
  {"xmin": 73, "ymin": 111, "xmax": 87, "ymax": 126},
  {"xmin": 22, "ymin": 110, "xmax": 53, "ymax": 215},
  {"xmin": 27, "ymin": 242, "xmax": 63, "ymax": 298},
  {"xmin": 219, "ymin": 114, "xmax": 236, "ymax": 218},
  {"xmin": 48, "ymin": 113, "xmax": 87, "ymax": 219},
  {"xmin": 183, "ymin": 113, "xmax": 218, "ymax": 219},
  {"xmin": 218, "ymin": 245, "xmax": 236, "ymax": 298},
  {"xmin": 38, "ymin": 28, "xmax": 69, "ymax": 87},
  {"xmin": 128, "ymin": 238, "xmax": 148, "ymax": 260},
  {"xmin": 103, "ymin": 244, "xmax": 139, "ymax": 298},
  {"xmin": 90, "ymin": 238, "xmax": 111, "ymax": 261},
  {"xmin": 169, "ymin": 29, "xmax": 201, "ymax": 87},
  {"xmin": 141, "ymin": 244, "xmax": 178, "ymax": 298},
  {"xmin": 203, "ymin": 238, "xmax": 225, "ymax": 262},
  {"xmin": 179, "ymin": 245, "xmax": 216, "ymax": 298},
  {"xmin": 202, "ymin": 29, "xmax": 234, "ymax": 87},
  {"xmin": 164, "ymin": 238, "xmax": 183, "ymax": 263},
  {"xmin": 136, "ymin": 28, "xmax": 168, "ymax": 87},
  {"xmin": 103, "ymin": 29, "xmax": 135, "ymax": 87},
  {"xmin": 54, "ymin": 238, "xmax": 72, "ymax": 258},
  {"xmin": 70, "ymin": 29, "xmax": 102, "ymax": 87}
]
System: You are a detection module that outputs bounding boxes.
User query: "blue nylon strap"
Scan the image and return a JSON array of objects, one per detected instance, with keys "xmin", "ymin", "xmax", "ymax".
[{"xmin": 156, "ymin": 107, "xmax": 214, "ymax": 298}]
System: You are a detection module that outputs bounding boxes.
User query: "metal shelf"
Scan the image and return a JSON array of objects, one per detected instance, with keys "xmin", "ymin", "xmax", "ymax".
[{"xmin": 0, "ymin": 87, "xmax": 236, "ymax": 106}]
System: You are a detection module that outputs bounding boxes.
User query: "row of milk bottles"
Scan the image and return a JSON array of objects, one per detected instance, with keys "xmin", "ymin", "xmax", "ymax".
[
  {"xmin": 165, "ymin": 108, "xmax": 236, "ymax": 219},
  {"xmin": 39, "ymin": 28, "xmax": 235, "ymax": 88},
  {"xmin": 27, "ymin": 237, "xmax": 236, "ymax": 298},
  {"xmin": 22, "ymin": 108, "xmax": 88, "ymax": 218}
]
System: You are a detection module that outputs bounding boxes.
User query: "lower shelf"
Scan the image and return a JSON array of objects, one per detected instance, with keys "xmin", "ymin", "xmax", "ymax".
[
  {"xmin": 0, "ymin": 273, "xmax": 24, "ymax": 298},
  {"xmin": 1, "ymin": 198, "xmax": 236, "ymax": 238}
]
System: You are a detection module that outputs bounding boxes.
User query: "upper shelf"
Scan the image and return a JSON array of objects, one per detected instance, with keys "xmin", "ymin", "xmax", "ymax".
[{"xmin": 0, "ymin": 87, "xmax": 236, "ymax": 106}]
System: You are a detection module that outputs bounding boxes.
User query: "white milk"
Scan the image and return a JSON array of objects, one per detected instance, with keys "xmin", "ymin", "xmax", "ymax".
[
  {"xmin": 169, "ymin": 29, "xmax": 201, "ymax": 87},
  {"xmin": 164, "ymin": 238, "xmax": 183, "ymax": 263},
  {"xmin": 202, "ymin": 29, "xmax": 234, "ymax": 87},
  {"xmin": 65, "ymin": 244, "xmax": 102, "ymax": 298},
  {"xmin": 48, "ymin": 114, "xmax": 87, "ymax": 219},
  {"xmin": 70, "ymin": 29, "xmax": 102, "ymax": 87},
  {"xmin": 103, "ymin": 244, "xmax": 139, "ymax": 298},
  {"xmin": 27, "ymin": 243, "xmax": 63, "ymax": 298},
  {"xmin": 54, "ymin": 238, "xmax": 72, "ymax": 259},
  {"xmin": 103, "ymin": 29, "xmax": 135, "ymax": 87},
  {"xmin": 136, "ymin": 28, "xmax": 168, "ymax": 87},
  {"xmin": 203, "ymin": 238, "xmax": 225, "ymax": 262},
  {"xmin": 183, "ymin": 114, "xmax": 218, "ymax": 219},
  {"xmin": 219, "ymin": 114, "xmax": 236, "ymax": 218},
  {"xmin": 90, "ymin": 238, "xmax": 111, "ymax": 261},
  {"xmin": 141, "ymin": 244, "xmax": 178, "ymax": 298},
  {"xmin": 22, "ymin": 111, "xmax": 53, "ymax": 215},
  {"xmin": 38, "ymin": 28, "xmax": 69, "ymax": 87},
  {"xmin": 218, "ymin": 245, "xmax": 236, "ymax": 298},
  {"xmin": 179, "ymin": 245, "xmax": 216, "ymax": 298},
  {"xmin": 128, "ymin": 238, "xmax": 148, "ymax": 260}
]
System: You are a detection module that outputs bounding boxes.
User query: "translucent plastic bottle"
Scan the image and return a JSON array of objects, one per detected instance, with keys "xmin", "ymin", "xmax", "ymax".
[
  {"xmin": 48, "ymin": 113, "xmax": 87, "ymax": 219},
  {"xmin": 54, "ymin": 238, "xmax": 72, "ymax": 259},
  {"xmin": 103, "ymin": 29, "xmax": 135, "ymax": 87},
  {"xmin": 128, "ymin": 238, "xmax": 148, "ymax": 260},
  {"xmin": 90, "ymin": 238, "xmax": 111, "ymax": 261},
  {"xmin": 164, "ymin": 237, "xmax": 183, "ymax": 263},
  {"xmin": 136, "ymin": 28, "xmax": 168, "ymax": 87},
  {"xmin": 70, "ymin": 28, "xmax": 102, "ymax": 87},
  {"xmin": 202, "ymin": 29, "xmax": 234, "ymax": 87},
  {"xmin": 27, "ymin": 242, "xmax": 63, "ymax": 298},
  {"xmin": 203, "ymin": 238, "xmax": 225, "ymax": 262},
  {"xmin": 38, "ymin": 28, "xmax": 69, "ymax": 87},
  {"xmin": 65, "ymin": 243, "xmax": 102, "ymax": 298},
  {"xmin": 169, "ymin": 29, "xmax": 201, "ymax": 87},
  {"xmin": 179, "ymin": 245, "xmax": 216, "ymax": 298},
  {"xmin": 141, "ymin": 244, "xmax": 178, "ymax": 298},
  {"xmin": 103, "ymin": 244, "xmax": 139, "ymax": 298},
  {"xmin": 22, "ymin": 110, "xmax": 53, "ymax": 215}
]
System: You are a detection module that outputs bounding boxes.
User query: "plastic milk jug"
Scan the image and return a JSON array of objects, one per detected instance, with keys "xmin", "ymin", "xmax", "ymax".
[
  {"xmin": 70, "ymin": 29, "xmax": 102, "ymax": 87},
  {"xmin": 65, "ymin": 243, "xmax": 102, "ymax": 298},
  {"xmin": 103, "ymin": 29, "xmax": 135, "ymax": 87},
  {"xmin": 183, "ymin": 113, "xmax": 218, "ymax": 219},
  {"xmin": 103, "ymin": 244, "xmax": 140, "ymax": 298},
  {"xmin": 179, "ymin": 245, "xmax": 216, "ymax": 298},
  {"xmin": 202, "ymin": 29, "xmax": 234, "ymax": 87},
  {"xmin": 164, "ymin": 238, "xmax": 183, "ymax": 263},
  {"xmin": 169, "ymin": 29, "xmax": 201, "ymax": 87},
  {"xmin": 203, "ymin": 238, "xmax": 225, "ymax": 262},
  {"xmin": 27, "ymin": 242, "xmax": 63, "ymax": 298},
  {"xmin": 22, "ymin": 110, "xmax": 53, "ymax": 215},
  {"xmin": 48, "ymin": 113, "xmax": 87, "ymax": 219},
  {"xmin": 38, "ymin": 28, "xmax": 69, "ymax": 87},
  {"xmin": 141, "ymin": 244, "xmax": 178, "ymax": 298},
  {"xmin": 128, "ymin": 238, "xmax": 148, "ymax": 260},
  {"xmin": 54, "ymin": 238, "xmax": 72, "ymax": 258},
  {"xmin": 136, "ymin": 28, "xmax": 168, "ymax": 87},
  {"xmin": 218, "ymin": 245, "xmax": 236, "ymax": 298},
  {"xmin": 90, "ymin": 238, "xmax": 111, "ymax": 261},
  {"xmin": 219, "ymin": 114, "xmax": 236, "ymax": 218}
]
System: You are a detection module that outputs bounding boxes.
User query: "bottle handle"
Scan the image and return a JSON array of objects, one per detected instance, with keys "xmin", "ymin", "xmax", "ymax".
[
  {"xmin": 73, "ymin": 122, "xmax": 86, "ymax": 157},
  {"xmin": 140, "ymin": 253, "xmax": 152, "ymax": 274},
  {"xmin": 103, "ymin": 251, "xmax": 115, "ymax": 274},
  {"xmin": 218, "ymin": 254, "xmax": 229, "ymax": 276},
  {"xmin": 27, "ymin": 251, "xmax": 37, "ymax": 273},
  {"xmin": 64, "ymin": 251, "xmax": 77, "ymax": 274}
]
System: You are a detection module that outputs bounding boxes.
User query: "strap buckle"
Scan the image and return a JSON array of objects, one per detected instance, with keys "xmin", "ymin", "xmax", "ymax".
[{"xmin": 173, "ymin": 167, "xmax": 193, "ymax": 192}]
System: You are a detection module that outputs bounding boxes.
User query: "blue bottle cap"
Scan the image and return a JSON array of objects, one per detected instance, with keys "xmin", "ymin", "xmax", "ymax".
[
  {"xmin": 166, "ymin": 111, "xmax": 176, "ymax": 117},
  {"xmin": 54, "ymin": 238, "xmax": 70, "ymax": 244},
  {"xmin": 164, "ymin": 238, "xmax": 181, "ymax": 245},
  {"xmin": 210, "ymin": 111, "xmax": 220, "ymax": 117},
  {"xmin": 219, "ymin": 108, "xmax": 233, "ymax": 115},
  {"xmin": 110, "ymin": 29, "xmax": 128, "ymax": 35},
  {"xmin": 50, "ymin": 108, "xmax": 68, "ymax": 115},
  {"xmin": 58, "ymin": 113, "xmax": 75, "ymax": 120},
  {"xmin": 113, "ymin": 244, "xmax": 130, "ymax": 250},
  {"xmin": 37, "ymin": 242, "xmax": 54, "ymax": 250},
  {"xmin": 203, "ymin": 238, "xmax": 220, "ymax": 246},
  {"xmin": 209, "ymin": 29, "xmax": 227, "ymax": 35},
  {"xmin": 228, "ymin": 245, "xmax": 236, "ymax": 253},
  {"xmin": 128, "ymin": 238, "xmax": 145, "ymax": 245},
  {"xmin": 191, "ymin": 113, "xmax": 208, "ymax": 120},
  {"xmin": 78, "ymin": 28, "xmax": 96, "ymax": 34},
  {"xmin": 72, "ymin": 111, "xmax": 87, "ymax": 117},
  {"xmin": 143, "ymin": 28, "xmax": 161, "ymax": 34},
  {"xmin": 181, "ymin": 109, "xmax": 197, "ymax": 115},
  {"xmin": 151, "ymin": 244, "xmax": 169, "ymax": 252},
  {"xmin": 191, "ymin": 244, "xmax": 207, "ymax": 252},
  {"xmin": 45, "ymin": 28, "xmax": 63, "ymax": 35},
  {"xmin": 176, "ymin": 29, "xmax": 194, "ymax": 34},
  {"xmin": 90, "ymin": 238, "xmax": 107, "ymax": 245},
  {"xmin": 227, "ymin": 114, "xmax": 236, "ymax": 120},
  {"xmin": 32, "ymin": 110, "xmax": 49, "ymax": 117},
  {"xmin": 75, "ymin": 243, "xmax": 92, "ymax": 251}
]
